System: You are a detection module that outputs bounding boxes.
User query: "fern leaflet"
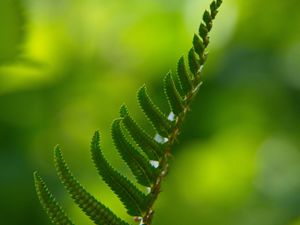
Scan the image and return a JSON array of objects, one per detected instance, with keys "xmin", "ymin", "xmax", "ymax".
[
  {"xmin": 54, "ymin": 146, "xmax": 129, "ymax": 225},
  {"xmin": 34, "ymin": 172, "xmax": 75, "ymax": 225}
]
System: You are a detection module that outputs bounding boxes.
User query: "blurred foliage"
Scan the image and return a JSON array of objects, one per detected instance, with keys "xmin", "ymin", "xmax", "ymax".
[
  {"xmin": 0, "ymin": 0, "xmax": 25, "ymax": 64},
  {"xmin": 0, "ymin": 0, "xmax": 300, "ymax": 225}
]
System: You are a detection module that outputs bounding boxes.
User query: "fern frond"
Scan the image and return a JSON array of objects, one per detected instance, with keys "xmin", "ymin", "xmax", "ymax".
[
  {"xmin": 35, "ymin": 1, "xmax": 223, "ymax": 224},
  {"xmin": 120, "ymin": 104, "xmax": 163, "ymax": 160},
  {"xmin": 91, "ymin": 131, "xmax": 149, "ymax": 216},
  {"xmin": 54, "ymin": 146, "xmax": 129, "ymax": 225},
  {"xmin": 137, "ymin": 85, "xmax": 173, "ymax": 137},
  {"xmin": 177, "ymin": 56, "xmax": 194, "ymax": 96},
  {"xmin": 112, "ymin": 119, "xmax": 158, "ymax": 187},
  {"xmin": 164, "ymin": 72, "xmax": 184, "ymax": 116},
  {"xmin": 34, "ymin": 172, "xmax": 75, "ymax": 225}
]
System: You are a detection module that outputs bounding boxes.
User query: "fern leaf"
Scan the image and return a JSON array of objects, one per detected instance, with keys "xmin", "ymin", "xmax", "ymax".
[
  {"xmin": 35, "ymin": 1, "xmax": 223, "ymax": 224},
  {"xmin": 210, "ymin": 0, "xmax": 222, "ymax": 19},
  {"xmin": 177, "ymin": 56, "xmax": 193, "ymax": 96},
  {"xmin": 91, "ymin": 131, "xmax": 149, "ymax": 216},
  {"xmin": 112, "ymin": 119, "xmax": 158, "ymax": 187},
  {"xmin": 164, "ymin": 72, "xmax": 184, "ymax": 116},
  {"xmin": 193, "ymin": 34, "xmax": 205, "ymax": 57},
  {"xmin": 34, "ymin": 172, "xmax": 75, "ymax": 225},
  {"xmin": 199, "ymin": 23, "xmax": 209, "ymax": 46},
  {"xmin": 120, "ymin": 104, "xmax": 163, "ymax": 160},
  {"xmin": 203, "ymin": 10, "xmax": 213, "ymax": 31},
  {"xmin": 53, "ymin": 146, "xmax": 129, "ymax": 225},
  {"xmin": 217, "ymin": 0, "xmax": 222, "ymax": 6},
  {"xmin": 210, "ymin": 0, "xmax": 217, "ymax": 18},
  {"xmin": 137, "ymin": 85, "xmax": 173, "ymax": 137},
  {"xmin": 188, "ymin": 48, "xmax": 200, "ymax": 76}
]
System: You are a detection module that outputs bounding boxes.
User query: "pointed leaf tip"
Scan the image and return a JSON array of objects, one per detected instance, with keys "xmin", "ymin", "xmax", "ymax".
[{"xmin": 120, "ymin": 104, "xmax": 129, "ymax": 117}]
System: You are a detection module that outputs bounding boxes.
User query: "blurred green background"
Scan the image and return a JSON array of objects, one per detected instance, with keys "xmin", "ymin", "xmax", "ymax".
[{"xmin": 1, "ymin": 0, "xmax": 300, "ymax": 224}]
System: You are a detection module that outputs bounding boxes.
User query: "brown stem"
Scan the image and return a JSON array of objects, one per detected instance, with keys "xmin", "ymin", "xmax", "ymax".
[
  {"xmin": 141, "ymin": 2, "xmax": 222, "ymax": 222},
  {"xmin": 142, "ymin": 71, "xmax": 202, "ymax": 225}
]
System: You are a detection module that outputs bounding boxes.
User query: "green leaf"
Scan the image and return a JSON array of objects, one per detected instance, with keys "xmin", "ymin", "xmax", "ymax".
[
  {"xmin": 177, "ymin": 56, "xmax": 193, "ymax": 96},
  {"xmin": 210, "ymin": 1, "xmax": 217, "ymax": 18},
  {"xmin": 217, "ymin": 0, "xmax": 222, "ymax": 7},
  {"xmin": 34, "ymin": 172, "xmax": 75, "ymax": 225},
  {"xmin": 164, "ymin": 72, "xmax": 184, "ymax": 116},
  {"xmin": 120, "ymin": 104, "xmax": 163, "ymax": 160},
  {"xmin": 112, "ymin": 119, "xmax": 158, "ymax": 187},
  {"xmin": 203, "ymin": 10, "xmax": 212, "ymax": 31},
  {"xmin": 210, "ymin": 0, "xmax": 222, "ymax": 19},
  {"xmin": 199, "ymin": 23, "xmax": 209, "ymax": 46},
  {"xmin": 188, "ymin": 48, "xmax": 200, "ymax": 76},
  {"xmin": 54, "ymin": 146, "xmax": 129, "ymax": 225},
  {"xmin": 137, "ymin": 85, "xmax": 173, "ymax": 137},
  {"xmin": 193, "ymin": 34, "xmax": 205, "ymax": 57},
  {"xmin": 91, "ymin": 131, "xmax": 149, "ymax": 216}
]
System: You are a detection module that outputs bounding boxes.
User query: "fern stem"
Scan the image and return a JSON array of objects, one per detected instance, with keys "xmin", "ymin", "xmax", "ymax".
[
  {"xmin": 142, "ymin": 1, "xmax": 222, "ymax": 223},
  {"xmin": 142, "ymin": 81, "xmax": 198, "ymax": 224}
]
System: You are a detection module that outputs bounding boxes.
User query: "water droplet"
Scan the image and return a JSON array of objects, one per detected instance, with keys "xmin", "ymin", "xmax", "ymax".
[
  {"xmin": 150, "ymin": 160, "xmax": 159, "ymax": 168},
  {"xmin": 146, "ymin": 187, "xmax": 151, "ymax": 193},
  {"xmin": 154, "ymin": 133, "xmax": 168, "ymax": 144},
  {"xmin": 167, "ymin": 112, "xmax": 176, "ymax": 121}
]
